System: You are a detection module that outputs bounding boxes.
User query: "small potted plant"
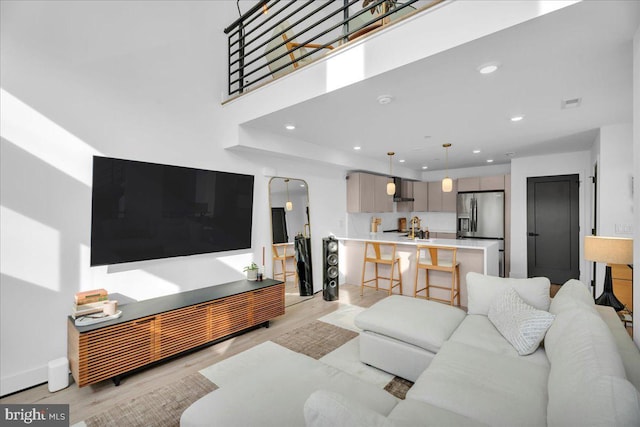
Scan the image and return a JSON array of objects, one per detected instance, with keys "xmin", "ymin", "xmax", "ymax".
[{"xmin": 243, "ymin": 262, "xmax": 259, "ymax": 281}]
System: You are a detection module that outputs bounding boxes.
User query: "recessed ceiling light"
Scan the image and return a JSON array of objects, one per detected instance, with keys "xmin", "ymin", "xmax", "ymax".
[
  {"xmin": 300, "ymin": 184, "xmax": 305, "ymax": 187},
  {"xmin": 422, "ymin": 166, "xmax": 428, "ymax": 170},
  {"xmin": 285, "ymin": 124, "xmax": 296, "ymax": 130},
  {"xmin": 478, "ymin": 62, "xmax": 499, "ymax": 74},
  {"xmin": 353, "ymin": 146, "xmax": 361, "ymax": 150},
  {"xmin": 486, "ymin": 159, "xmax": 494, "ymax": 163},
  {"xmin": 473, "ymin": 149, "xmax": 481, "ymax": 154},
  {"xmin": 377, "ymin": 95, "xmax": 393, "ymax": 105},
  {"xmin": 399, "ymin": 159, "xmax": 405, "ymax": 163},
  {"xmin": 510, "ymin": 115, "xmax": 524, "ymax": 122}
]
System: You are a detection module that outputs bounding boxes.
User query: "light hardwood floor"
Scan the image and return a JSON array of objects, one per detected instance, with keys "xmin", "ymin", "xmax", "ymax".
[{"xmin": 0, "ymin": 284, "xmax": 388, "ymax": 424}]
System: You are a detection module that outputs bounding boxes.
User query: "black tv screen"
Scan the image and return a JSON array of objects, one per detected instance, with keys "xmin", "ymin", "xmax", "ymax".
[{"xmin": 90, "ymin": 156, "xmax": 254, "ymax": 266}]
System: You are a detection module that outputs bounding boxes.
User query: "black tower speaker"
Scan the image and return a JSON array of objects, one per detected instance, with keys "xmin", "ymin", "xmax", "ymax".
[{"xmin": 323, "ymin": 237, "xmax": 339, "ymax": 301}]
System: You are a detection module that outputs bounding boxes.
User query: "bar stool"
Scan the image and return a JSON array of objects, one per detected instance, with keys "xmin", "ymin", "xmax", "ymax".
[
  {"xmin": 272, "ymin": 243, "xmax": 297, "ymax": 286},
  {"xmin": 361, "ymin": 242, "xmax": 403, "ymax": 296},
  {"xmin": 414, "ymin": 245, "xmax": 460, "ymax": 306}
]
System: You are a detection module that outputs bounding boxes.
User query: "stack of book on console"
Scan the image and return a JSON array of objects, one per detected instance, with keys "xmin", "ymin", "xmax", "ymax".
[
  {"xmin": 72, "ymin": 288, "xmax": 109, "ymax": 319},
  {"xmin": 72, "ymin": 289, "xmax": 122, "ymax": 326}
]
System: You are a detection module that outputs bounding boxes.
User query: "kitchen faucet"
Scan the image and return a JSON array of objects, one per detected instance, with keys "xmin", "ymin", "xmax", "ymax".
[{"xmin": 410, "ymin": 216, "xmax": 421, "ymax": 239}]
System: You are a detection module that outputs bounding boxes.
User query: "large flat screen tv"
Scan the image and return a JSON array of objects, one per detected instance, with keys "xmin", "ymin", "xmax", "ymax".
[{"xmin": 90, "ymin": 156, "xmax": 254, "ymax": 266}]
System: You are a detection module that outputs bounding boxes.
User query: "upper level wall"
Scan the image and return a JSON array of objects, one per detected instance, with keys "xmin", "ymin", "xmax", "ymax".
[{"xmin": 222, "ymin": 1, "xmax": 581, "ymax": 168}]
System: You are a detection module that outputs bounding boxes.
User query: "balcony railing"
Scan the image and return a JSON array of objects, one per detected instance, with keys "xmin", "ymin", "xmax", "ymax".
[{"xmin": 224, "ymin": 0, "xmax": 444, "ymax": 97}]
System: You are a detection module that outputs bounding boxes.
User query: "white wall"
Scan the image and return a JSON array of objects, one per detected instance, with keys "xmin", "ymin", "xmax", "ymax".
[
  {"xmin": 509, "ymin": 150, "xmax": 592, "ymax": 281},
  {"xmin": 0, "ymin": 0, "xmax": 345, "ymax": 395},
  {"xmin": 597, "ymin": 124, "xmax": 634, "ymax": 237},
  {"xmin": 594, "ymin": 124, "xmax": 634, "ymax": 298}
]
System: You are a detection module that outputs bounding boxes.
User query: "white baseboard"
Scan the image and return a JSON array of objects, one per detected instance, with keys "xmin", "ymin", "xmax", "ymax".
[{"xmin": 1, "ymin": 365, "xmax": 47, "ymax": 397}]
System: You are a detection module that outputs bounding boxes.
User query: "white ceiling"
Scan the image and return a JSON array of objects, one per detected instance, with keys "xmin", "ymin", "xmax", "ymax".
[{"xmin": 243, "ymin": 1, "xmax": 639, "ymax": 172}]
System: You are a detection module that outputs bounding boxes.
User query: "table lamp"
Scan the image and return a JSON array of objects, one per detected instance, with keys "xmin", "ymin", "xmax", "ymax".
[{"xmin": 584, "ymin": 236, "xmax": 632, "ymax": 311}]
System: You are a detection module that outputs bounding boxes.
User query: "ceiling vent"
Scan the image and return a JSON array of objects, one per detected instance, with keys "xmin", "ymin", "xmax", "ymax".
[{"xmin": 561, "ymin": 97, "xmax": 582, "ymax": 109}]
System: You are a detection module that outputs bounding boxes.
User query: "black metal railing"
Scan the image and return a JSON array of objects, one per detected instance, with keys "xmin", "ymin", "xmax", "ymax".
[{"xmin": 224, "ymin": 0, "xmax": 444, "ymax": 97}]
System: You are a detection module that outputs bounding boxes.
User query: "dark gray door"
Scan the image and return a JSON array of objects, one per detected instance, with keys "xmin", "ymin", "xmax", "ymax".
[{"xmin": 527, "ymin": 175, "xmax": 579, "ymax": 283}]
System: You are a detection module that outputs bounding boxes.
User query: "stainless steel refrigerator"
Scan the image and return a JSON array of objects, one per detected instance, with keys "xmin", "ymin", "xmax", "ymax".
[{"xmin": 457, "ymin": 191, "xmax": 505, "ymax": 276}]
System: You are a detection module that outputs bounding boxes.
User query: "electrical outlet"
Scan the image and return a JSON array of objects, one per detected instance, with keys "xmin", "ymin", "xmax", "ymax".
[{"xmin": 614, "ymin": 224, "xmax": 633, "ymax": 234}]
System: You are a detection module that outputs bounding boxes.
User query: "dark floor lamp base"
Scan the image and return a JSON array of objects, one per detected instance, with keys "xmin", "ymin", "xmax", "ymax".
[{"xmin": 595, "ymin": 265, "xmax": 624, "ymax": 312}]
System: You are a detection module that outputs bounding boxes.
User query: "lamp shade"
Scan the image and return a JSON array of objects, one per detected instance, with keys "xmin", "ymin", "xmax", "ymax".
[
  {"xmin": 584, "ymin": 236, "xmax": 632, "ymax": 264},
  {"xmin": 386, "ymin": 181, "xmax": 396, "ymax": 196},
  {"xmin": 286, "ymin": 201, "xmax": 293, "ymax": 211},
  {"xmin": 442, "ymin": 177, "xmax": 453, "ymax": 193}
]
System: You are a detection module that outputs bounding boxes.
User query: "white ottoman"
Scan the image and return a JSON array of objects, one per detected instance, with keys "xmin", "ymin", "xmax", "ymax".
[{"xmin": 355, "ymin": 295, "xmax": 466, "ymax": 381}]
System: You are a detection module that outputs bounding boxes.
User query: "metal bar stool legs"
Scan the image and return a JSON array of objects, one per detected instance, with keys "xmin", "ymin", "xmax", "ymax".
[
  {"xmin": 414, "ymin": 245, "xmax": 460, "ymax": 306},
  {"xmin": 360, "ymin": 242, "xmax": 403, "ymax": 296}
]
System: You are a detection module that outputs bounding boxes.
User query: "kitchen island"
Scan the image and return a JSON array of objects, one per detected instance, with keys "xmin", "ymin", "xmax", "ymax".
[{"xmin": 338, "ymin": 234, "xmax": 499, "ymax": 307}]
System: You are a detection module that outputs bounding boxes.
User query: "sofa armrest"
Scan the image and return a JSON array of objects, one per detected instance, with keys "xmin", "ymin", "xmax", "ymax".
[{"xmin": 304, "ymin": 390, "xmax": 402, "ymax": 427}]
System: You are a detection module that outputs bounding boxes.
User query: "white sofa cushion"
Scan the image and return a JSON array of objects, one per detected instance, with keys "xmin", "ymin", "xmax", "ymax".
[
  {"xmin": 545, "ymin": 308, "xmax": 626, "ymax": 378},
  {"xmin": 408, "ymin": 340, "xmax": 549, "ymax": 427},
  {"xmin": 449, "ymin": 314, "xmax": 549, "ymax": 367},
  {"xmin": 359, "ymin": 331, "xmax": 435, "ymax": 382},
  {"xmin": 181, "ymin": 343, "xmax": 398, "ymax": 427},
  {"xmin": 548, "ymin": 375, "xmax": 640, "ymax": 427},
  {"xmin": 354, "ymin": 295, "xmax": 466, "ymax": 354},
  {"xmin": 304, "ymin": 390, "xmax": 398, "ymax": 427},
  {"xmin": 488, "ymin": 288, "xmax": 555, "ymax": 356},
  {"xmin": 595, "ymin": 305, "xmax": 640, "ymax": 391},
  {"xmin": 545, "ymin": 308, "xmax": 640, "ymax": 426},
  {"xmin": 304, "ymin": 390, "xmax": 491, "ymax": 427},
  {"xmin": 388, "ymin": 398, "xmax": 490, "ymax": 426},
  {"xmin": 549, "ymin": 278, "xmax": 596, "ymax": 315},
  {"xmin": 466, "ymin": 272, "xmax": 550, "ymax": 315}
]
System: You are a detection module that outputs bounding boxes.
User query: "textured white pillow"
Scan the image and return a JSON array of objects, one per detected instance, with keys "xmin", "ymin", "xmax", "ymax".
[
  {"xmin": 466, "ymin": 272, "xmax": 551, "ymax": 315},
  {"xmin": 488, "ymin": 288, "xmax": 555, "ymax": 356}
]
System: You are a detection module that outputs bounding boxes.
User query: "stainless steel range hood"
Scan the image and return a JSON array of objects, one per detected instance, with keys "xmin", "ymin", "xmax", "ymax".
[{"xmin": 393, "ymin": 177, "xmax": 414, "ymax": 202}]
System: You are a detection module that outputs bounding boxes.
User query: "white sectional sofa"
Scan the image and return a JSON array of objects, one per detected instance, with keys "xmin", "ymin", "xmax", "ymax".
[
  {"xmin": 182, "ymin": 273, "xmax": 640, "ymax": 426},
  {"xmin": 305, "ymin": 274, "xmax": 640, "ymax": 427}
]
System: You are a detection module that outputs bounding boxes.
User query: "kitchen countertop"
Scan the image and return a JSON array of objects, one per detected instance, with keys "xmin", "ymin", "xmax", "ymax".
[{"xmin": 337, "ymin": 233, "xmax": 498, "ymax": 250}]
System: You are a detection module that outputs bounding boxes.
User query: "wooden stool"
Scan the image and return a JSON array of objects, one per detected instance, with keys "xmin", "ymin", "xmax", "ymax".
[
  {"xmin": 414, "ymin": 245, "xmax": 460, "ymax": 306},
  {"xmin": 361, "ymin": 242, "xmax": 402, "ymax": 296},
  {"xmin": 272, "ymin": 243, "xmax": 297, "ymax": 286}
]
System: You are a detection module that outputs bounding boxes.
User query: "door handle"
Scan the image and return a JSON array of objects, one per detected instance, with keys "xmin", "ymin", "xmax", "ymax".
[{"xmin": 528, "ymin": 232, "xmax": 539, "ymax": 237}]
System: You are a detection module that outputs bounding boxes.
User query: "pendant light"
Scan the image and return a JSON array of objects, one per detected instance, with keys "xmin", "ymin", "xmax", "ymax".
[
  {"xmin": 386, "ymin": 152, "xmax": 396, "ymax": 196},
  {"xmin": 442, "ymin": 143, "xmax": 453, "ymax": 193},
  {"xmin": 285, "ymin": 179, "xmax": 293, "ymax": 211}
]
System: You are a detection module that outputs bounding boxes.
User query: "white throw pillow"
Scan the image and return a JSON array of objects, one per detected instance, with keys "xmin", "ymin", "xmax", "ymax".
[
  {"xmin": 488, "ymin": 288, "xmax": 555, "ymax": 356},
  {"xmin": 466, "ymin": 272, "xmax": 551, "ymax": 315}
]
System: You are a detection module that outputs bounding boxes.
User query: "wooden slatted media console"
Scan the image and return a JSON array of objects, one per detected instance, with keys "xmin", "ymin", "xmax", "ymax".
[{"xmin": 68, "ymin": 279, "xmax": 284, "ymax": 387}]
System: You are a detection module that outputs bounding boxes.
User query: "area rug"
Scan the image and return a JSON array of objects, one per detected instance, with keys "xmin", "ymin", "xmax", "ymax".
[
  {"xmin": 77, "ymin": 304, "xmax": 412, "ymax": 426},
  {"xmin": 272, "ymin": 319, "xmax": 358, "ymax": 359},
  {"xmin": 78, "ymin": 372, "xmax": 217, "ymax": 427}
]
